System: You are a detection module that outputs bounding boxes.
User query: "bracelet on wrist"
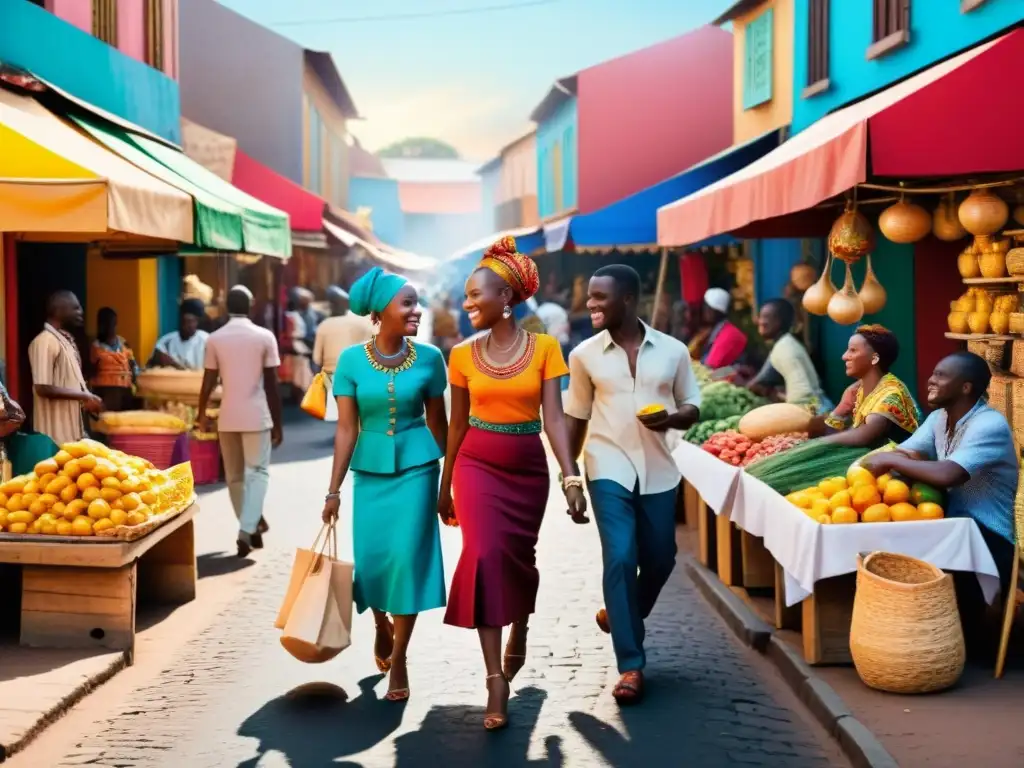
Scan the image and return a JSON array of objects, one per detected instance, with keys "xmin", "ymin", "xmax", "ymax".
[
  {"xmin": 325, "ymin": 492, "xmax": 340, "ymax": 501},
  {"xmin": 561, "ymin": 475, "xmax": 584, "ymax": 491}
]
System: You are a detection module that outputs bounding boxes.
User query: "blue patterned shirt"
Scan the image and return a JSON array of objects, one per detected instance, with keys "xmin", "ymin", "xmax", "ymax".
[{"xmin": 899, "ymin": 401, "xmax": 1018, "ymax": 543}]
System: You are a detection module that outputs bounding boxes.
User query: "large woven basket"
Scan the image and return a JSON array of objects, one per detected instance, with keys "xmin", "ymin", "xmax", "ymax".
[
  {"xmin": 988, "ymin": 373, "xmax": 1014, "ymax": 421},
  {"xmin": 849, "ymin": 552, "xmax": 965, "ymax": 694}
]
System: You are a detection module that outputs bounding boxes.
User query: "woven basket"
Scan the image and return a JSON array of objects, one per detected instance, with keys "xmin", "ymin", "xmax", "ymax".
[
  {"xmin": 1011, "ymin": 313, "xmax": 1024, "ymax": 337},
  {"xmin": 850, "ymin": 552, "xmax": 965, "ymax": 694},
  {"xmin": 988, "ymin": 373, "xmax": 1014, "ymax": 419},
  {"xmin": 107, "ymin": 433, "xmax": 179, "ymax": 470},
  {"xmin": 1011, "ymin": 340, "xmax": 1024, "ymax": 377},
  {"xmin": 189, "ymin": 436, "xmax": 221, "ymax": 485}
]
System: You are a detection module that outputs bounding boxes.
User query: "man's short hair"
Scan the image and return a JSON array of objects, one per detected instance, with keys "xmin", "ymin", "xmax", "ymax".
[
  {"xmin": 762, "ymin": 298, "xmax": 795, "ymax": 331},
  {"xmin": 946, "ymin": 351, "xmax": 992, "ymax": 400},
  {"xmin": 593, "ymin": 264, "xmax": 641, "ymax": 301}
]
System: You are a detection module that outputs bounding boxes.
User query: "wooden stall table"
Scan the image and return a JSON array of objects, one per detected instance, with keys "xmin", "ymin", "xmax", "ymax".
[{"xmin": 0, "ymin": 502, "xmax": 199, "ymax": 662}]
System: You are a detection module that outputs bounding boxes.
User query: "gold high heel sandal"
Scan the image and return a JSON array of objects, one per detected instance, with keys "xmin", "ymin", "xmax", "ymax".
[
  {"xmin": 385, "ymin": 657, "xmax": 410, "ymax": 702},
  {"xmin": 483, "ymin": 673, "xmax": 509, "ymax": 731},
  {"xmin": 374, "ymin": 618, "xmax": 395, "ymax": 673},
  {"xmin": 502, "ymin": 626, "xmax": 528, "ymax": 681}
]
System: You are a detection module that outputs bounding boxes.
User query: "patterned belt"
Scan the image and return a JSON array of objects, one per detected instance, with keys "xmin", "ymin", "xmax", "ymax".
[{"xmin": 468, "ymin": 415, "xmax": 542, "ymax": 435}]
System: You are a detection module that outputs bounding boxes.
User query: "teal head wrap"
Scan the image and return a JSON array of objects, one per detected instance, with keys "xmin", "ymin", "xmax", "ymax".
[{"xmin": 348, "ymin": 267, "xmax": 408, "ymax": 316}]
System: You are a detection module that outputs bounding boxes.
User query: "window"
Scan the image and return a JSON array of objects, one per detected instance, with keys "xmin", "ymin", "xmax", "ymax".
[
  {"xmin": 93, "ymin": 0, "xmax": 118, "ymax": 46},
  {"xmin": 145, "ymin": 0, "xmax": 164, "ymax": 71},
  {"xmin": 868, "ymin": 0, "xmax": 910, "ymax": 60},
  {"xmin": 552, "ymin": 140, "xmax": 563, "ymax": 213},
  {"xmin": 804, "ymin": 0, "xmax": 830, "ymax": 97},
  {"xmin": 743, "ymin": 8, "xmax": 773, "ymax": 110}
]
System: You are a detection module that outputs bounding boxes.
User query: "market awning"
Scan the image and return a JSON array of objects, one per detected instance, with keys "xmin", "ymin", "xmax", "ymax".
[
  {"xmin": 232, "ymin": 150, "xmax": 325, "ymax": 233},
  {"xmin": 448, "ymin": 225, "xmax": 545, "ymax": 262},
  {"xmin": 657, "ymin": 30, "xmax": 1024, "ymax": 246},
  {"xmin": 323, "ymin": 218, "xmax": 436, "ymax": 273},
  {"xmin": 569, "ymin": 128, "xmax": 782, "ymax": 252},
  {"xmin": 0, "ymin": 87, "xmax": 192, "ymax": 241}
]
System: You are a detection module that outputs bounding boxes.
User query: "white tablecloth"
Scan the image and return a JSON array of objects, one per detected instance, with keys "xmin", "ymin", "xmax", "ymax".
[
  {"xmin": 673, "ymin": 443, "xmax": 1002, "ymax": 608},
  {"xmin": 673, "ymin": 440, "xmax": 743, "ymax": 515}
]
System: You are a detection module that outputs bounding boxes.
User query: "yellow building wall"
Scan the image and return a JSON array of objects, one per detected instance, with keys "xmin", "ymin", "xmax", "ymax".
[
  {"xmin": 303, "ymin": 65, "xmax": 351, "ymax": 209},
  {"xmin": 85, "ymin": 253, "xmax": 160, "ymax": 365},
  {"xmin": 732, "ymin": 0, "xmax": 794, "ymax": 144}
]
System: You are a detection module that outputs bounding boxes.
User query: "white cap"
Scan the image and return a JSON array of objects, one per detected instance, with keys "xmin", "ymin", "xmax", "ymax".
[{"xmin": 704, "ymin": 287, "xmax": 731, "ymax": 314}]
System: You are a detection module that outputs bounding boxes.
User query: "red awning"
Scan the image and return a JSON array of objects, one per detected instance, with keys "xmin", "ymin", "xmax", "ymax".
[
  {"xmin": 657, "ymin": 30, "xmax": 1024, "ymax": 246},
  {"xmin": 231, "ymin": 150, "xmax": 325, "ymax": 232}
]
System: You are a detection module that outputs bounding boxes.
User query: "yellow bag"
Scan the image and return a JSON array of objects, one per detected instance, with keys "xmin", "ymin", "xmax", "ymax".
[{"xmin": 300, "ymin": 371, "xmax": 328, "ymax": 420}]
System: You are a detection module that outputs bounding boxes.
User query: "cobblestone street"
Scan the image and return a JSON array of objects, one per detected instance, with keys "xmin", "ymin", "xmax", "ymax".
[{"xmin": 19, "ymin": 416, "xmax": 847, "ymax": 768}]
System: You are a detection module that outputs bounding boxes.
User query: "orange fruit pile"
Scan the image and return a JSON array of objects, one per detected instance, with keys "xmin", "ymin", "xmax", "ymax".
[{"xmin": 785, "ymin": 465, "xmax": 944, "ymax": 525}]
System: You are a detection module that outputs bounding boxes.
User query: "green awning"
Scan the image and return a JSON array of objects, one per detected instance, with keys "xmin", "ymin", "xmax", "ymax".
[{"xmin": 71, "ymin": 115, "xmax": 291, "ymax": 259}]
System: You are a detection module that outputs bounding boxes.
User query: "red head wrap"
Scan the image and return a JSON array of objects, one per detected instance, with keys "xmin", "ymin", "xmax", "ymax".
[{"xmin": 477, "ymin": 236, "xmax": 540, "ymax": 303}]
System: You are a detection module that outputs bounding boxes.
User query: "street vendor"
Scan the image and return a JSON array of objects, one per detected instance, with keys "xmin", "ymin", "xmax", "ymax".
[
  {"xmin": 818, "ymin": 324, "xmax": 919, "ymax": 448},
  {"xmin": 697, "ymin": 288, "xmax": 747, "ymax": 370},
  {"xmin": 152, "ymin": 298, "xmax": 209, "ymax": 370},
  {"xmin": 90, "ymin": 307, "xmax": 140, "ymax": 412},
  {"xmin": 748, "ymin": 299, "xmax": 831, "ymax": 415},
  {"xmin": 861, "ymin": 352, "xmax": 1017, "ymax": 588}
]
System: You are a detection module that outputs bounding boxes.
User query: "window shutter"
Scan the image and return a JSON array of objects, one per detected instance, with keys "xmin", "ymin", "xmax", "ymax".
[{"xmin": 743, "ymin": 8, "xmax": 774, "ymax": 110}]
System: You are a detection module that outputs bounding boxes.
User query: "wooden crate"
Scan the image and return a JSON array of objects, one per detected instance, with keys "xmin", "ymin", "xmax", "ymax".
[{"xmin": 0, "ymin": 503, "xmax": 199, "ymax": 658}]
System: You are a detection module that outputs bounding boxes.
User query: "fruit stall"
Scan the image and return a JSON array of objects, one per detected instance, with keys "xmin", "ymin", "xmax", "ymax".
[{"xmin": 0, "ymin": 438, "xmax": 199, "ymax": 659}]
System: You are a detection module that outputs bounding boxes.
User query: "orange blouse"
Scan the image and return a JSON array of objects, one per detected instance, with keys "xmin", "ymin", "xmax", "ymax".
[{"xmin": 449, "ymin": 333, "xmax": 568, "ymax": 424}]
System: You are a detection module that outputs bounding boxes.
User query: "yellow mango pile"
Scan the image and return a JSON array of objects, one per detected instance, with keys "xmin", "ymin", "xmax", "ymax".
[
  {"xmin": 786, "ymin": 465, "xmax": 945, "ymax": 525},
  {"xmin": 0, "ymin": 439, "xmax": 171, "ymax": 536}
]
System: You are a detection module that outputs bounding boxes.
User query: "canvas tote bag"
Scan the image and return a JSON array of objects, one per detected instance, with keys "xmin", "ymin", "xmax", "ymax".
[{"xmin": 277, "ymin": 524, "xmax": 354, "ymax": 663}]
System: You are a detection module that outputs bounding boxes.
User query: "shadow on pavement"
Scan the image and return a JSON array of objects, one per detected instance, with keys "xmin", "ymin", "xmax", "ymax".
[
  {"xmin": 197, "ymin": 552, "xmax": 255, "ymax": 579},
  {"xmin": 235, "ymin": 674, "xmax": 401, "ymax": 768},
  {"xmin": 393, "ymin": 685, "xmax": 562, "ymax": 768},
  {"xmin": 270, "ymin": 407, "xmax": 335, "ymax": 467}
]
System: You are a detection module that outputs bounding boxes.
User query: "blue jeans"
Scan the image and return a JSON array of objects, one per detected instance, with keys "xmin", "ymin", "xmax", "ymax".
[{"xmin": 589, "ymin": 479, "xmax": 678, "ymax": 673}]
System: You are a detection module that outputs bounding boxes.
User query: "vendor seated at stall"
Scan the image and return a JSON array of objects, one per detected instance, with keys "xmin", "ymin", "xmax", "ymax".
[
  {"xmin": 747, "ymin": 299, "xmax": 832, "ymax": 415},
  {"xmin": 90, "ymin": 307, "xmax": 139, "ymax": 412},
  {"xmin": 697, "ymin": 288, "xmax": 747, "ymax": 370},
  {"xmin": 816, "ymin": 324, "xmax": 919, "ymax": 448},
  {"xmin": 862, "ymin": 352, "xmax": 1018, "ymax": 589},
  {"xmin": 152, "ymin": 299, "xmax": 209, "ymax": 370}
]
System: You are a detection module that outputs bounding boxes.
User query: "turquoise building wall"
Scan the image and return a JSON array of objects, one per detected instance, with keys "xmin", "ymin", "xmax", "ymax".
[
  {"xmin": 536, "ymin": 97, "xmax": 578, "ymax": 219},
  {"xmin": 793, "ymin": 0, "xmax": 1023, "ymax": 134}
]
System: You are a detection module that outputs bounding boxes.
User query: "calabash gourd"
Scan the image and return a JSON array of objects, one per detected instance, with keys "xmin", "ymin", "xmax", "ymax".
[
  {"xmin": 802, "ymin": 253, "xmax": 836, "ymax": 316},
  {"xmin": 858, "ymin": 254, "xmax": 887, "ymax": 315},
  {"xmin": 827, "ymin": 263, "xmax": 865, "ymax": 325}
]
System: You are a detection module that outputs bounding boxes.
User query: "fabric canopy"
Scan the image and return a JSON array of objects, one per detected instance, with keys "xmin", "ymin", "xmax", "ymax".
[
  {"xmin": 0, "ymin": 87, "xmax": 192, "ymax": 241},
  {"xmin": 323, "ymin": 219, "xmax": 436, "ymax": 273},
  {"xmin": 448, "ymin": 225, "xmax": 545, "ymax": 262},
  {"xmin": 232, "ymin": 150, "xmax": 325, "ymax": 233},
  {"xmin": 657, "ymin": 31, "xmax": 1021, "ymax": 246},
  {"xmin": 569, "ymin": 128, "xmax": 782, "ymax": 251}
]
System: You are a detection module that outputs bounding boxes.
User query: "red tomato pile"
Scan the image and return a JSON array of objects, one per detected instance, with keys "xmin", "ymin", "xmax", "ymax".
[
  {"xmin": 701, "ymin": 430, "xmax": 807, "ymax": 467},
  {"xmin": 739, "ymin": 432, "xmax": 807, "ymax": 466}
]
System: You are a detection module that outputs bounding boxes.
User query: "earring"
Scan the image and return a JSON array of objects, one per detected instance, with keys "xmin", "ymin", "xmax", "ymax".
[
  {"xmin": 872, "ymin": 356, "xmax": 880, "ymax": 366},
  {"xmin": 502, "ymin": 305, "xmax": 512, "ymax": 320}
]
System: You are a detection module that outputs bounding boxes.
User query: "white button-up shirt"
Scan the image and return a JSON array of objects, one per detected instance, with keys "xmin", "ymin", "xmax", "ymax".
[{"xmin": 565, "ymin": 323, "xmax": 701, "ymax": 495}]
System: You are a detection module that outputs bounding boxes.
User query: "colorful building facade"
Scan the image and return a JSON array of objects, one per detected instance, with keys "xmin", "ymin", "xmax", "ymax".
[{"xmin": 532, "ymin": 76, "xmax": 578, "ymax": 222}]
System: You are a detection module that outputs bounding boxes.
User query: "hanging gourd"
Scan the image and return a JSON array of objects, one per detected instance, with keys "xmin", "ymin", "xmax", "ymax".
[
  {"xmin": 1013, "ymin": 204, "xmax": 1024, "ymax": 228},
  {"xmin": 858, "ymin": 254, "xmax": 887, "ymax": 315},
  {"xmin": 933, "ymin": 193, "xmax": 968, "ymax": 242},
  {"xmin": 828, "ymin": 202, "xmax": 875, "ymax": 263},
  {"xmin": 802, "ymin": 253, "xmax": 837, "ymax": 316},
  {"xmin": 828, "ymin": 262, "xmax": 865, "ymax": 325},
  {"xmin": 958, "ymin": 189, "xmax": 1009, "ymax": 236},
  {"xmin": 879, "ymin": 196, "xmax": 931, "ymax": 244},
  {"xmin": 790, "ymin": 262, "xmax": 817, "ymax": 292}
]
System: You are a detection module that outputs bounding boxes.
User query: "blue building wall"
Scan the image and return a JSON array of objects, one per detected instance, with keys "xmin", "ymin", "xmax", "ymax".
[
  {"xmin": 793, "ymin": 0, "xmax": 1023, "ymax": 133},
  {"xmin": 404, "ymin": 212, "xmax": 489, "ymax": 262},
  {"xmin": 753, "ymin": 239, "xmax": 803, "ymax": 307},
  {"xmin": 479, "ymin": 164, "xmax": 501, "ymax": 234},
  {"xmin": 348, "ymin": 177, "xmax": 405, "ymax": 248},
  {"xmin": 536, "ymin": 97, "xmax": 578, "ymax": 219},
  {"xmin": 0, "ymin": 0, "xmax": 181, "ymax": 142}
]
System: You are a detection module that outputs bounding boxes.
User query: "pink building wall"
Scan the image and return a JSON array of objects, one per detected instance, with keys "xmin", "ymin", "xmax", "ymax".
[
  {"xmin": 576, "ymin": 26, "xmax": 734, "ymax": 213},
  {"xmin": 48, "ymin": 0, "xmax": 92, "ymax": 33},
  {"xmin": 46, "ymin": 0, "xmax": 179, "ymax": 80}
]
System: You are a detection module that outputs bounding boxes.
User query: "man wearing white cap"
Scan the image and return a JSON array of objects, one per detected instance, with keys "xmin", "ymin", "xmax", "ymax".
[{"xmin": 700, "ymin": 287, "xmax": 747, "ymax": 370}]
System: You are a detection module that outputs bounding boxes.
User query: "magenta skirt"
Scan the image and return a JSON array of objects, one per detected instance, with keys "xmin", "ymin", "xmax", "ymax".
[{"xmin": 444, "ymin": 427, "xmax": 549, "ymax": 629}]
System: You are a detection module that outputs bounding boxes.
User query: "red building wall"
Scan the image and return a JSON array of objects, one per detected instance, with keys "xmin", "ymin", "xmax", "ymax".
[
  {"xmin": 576, "ymin": 26, "xmax": 734, "ymax": 214},
  {"xmin": 913, "ymin": 237, "xmax": 963, "ymax": 400}
]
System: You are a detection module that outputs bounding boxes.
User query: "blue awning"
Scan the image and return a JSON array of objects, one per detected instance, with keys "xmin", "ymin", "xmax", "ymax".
[{"xmin": 557, "ymin": 128, "xmax": 784, "ymax": 252}]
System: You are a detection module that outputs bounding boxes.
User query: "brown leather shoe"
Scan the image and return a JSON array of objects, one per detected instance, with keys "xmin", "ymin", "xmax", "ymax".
[{"xmin": 595, "ymin": 608, "xmax": 611, "ymax": 634}]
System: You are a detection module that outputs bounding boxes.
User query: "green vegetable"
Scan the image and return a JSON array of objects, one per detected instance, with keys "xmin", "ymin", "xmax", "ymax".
[{"xmin": 744, "ymin": 440, "xmax": 870, "ymax": 495}]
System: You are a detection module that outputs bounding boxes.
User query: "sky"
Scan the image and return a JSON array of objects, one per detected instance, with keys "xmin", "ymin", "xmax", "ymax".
[{"xmin": 217, "ymin": 0, "xmax": 736, "ymax": 161}]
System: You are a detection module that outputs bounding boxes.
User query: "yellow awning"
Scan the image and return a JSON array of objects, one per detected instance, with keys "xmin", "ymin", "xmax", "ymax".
[{"xmin": 0, "ymin": 88, "xmax": 193, "ymax": 242}]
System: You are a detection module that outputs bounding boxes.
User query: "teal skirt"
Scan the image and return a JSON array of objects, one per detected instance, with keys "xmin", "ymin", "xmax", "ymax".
[{"xmin": 352, "ymin": 462, "xmax": 446, "ymax": 615}]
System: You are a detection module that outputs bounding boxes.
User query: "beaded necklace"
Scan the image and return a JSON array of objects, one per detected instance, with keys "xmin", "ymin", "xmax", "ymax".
[
  {"xmin": 363, "ymin": 338, "xmax": 417, "ymax": 374},
  {"xmin": 472, "ymin": 331, "xmax": 535, "ymax": 380}
]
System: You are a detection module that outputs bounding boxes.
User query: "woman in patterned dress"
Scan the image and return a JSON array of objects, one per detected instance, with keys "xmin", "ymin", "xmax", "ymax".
[
  {"xmin": 438, "ymin": 237, "xmax": 587, "ymax": 731},
  {"xmin": 818, "ymin": 324, "xmax": 919, "ymax": 447}
]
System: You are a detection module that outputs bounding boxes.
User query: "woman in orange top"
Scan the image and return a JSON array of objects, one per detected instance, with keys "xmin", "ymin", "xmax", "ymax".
[
  {"xmin": 438, "ymin": 236, "xmax": 587, "ymax": 732},
  {"xmin": 90, "ymin": 307, "xmax": 139, "ymax": 412}
]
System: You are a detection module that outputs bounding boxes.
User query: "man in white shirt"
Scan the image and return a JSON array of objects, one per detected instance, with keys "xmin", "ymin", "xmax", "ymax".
[
  {"xmin": 313, "ymin": 287, "xmax": 373, "ymax": 421},
  {"xmin": 152, "ymin": 299, "xmax": 209, "ymax": 370},
  {"xmin": 565, "ymin": 264, "xmax": 701, "ymax": 704}
]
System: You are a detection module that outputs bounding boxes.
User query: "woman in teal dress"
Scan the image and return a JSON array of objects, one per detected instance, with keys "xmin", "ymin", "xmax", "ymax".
[{"xmin": 322, "ymin": 267, "xmax": 448, "ymax": 703}]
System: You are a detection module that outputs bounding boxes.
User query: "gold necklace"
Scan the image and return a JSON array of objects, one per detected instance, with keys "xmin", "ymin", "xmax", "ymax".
[{"xmin": 363, "ymin": 338, "xmax": 417, "ymax": 374}]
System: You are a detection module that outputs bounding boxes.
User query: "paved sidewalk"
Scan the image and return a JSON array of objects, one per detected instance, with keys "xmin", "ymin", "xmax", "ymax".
[{"xmin": 8, "ymin": 413, "xmax": 846, "ymax": 767}]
